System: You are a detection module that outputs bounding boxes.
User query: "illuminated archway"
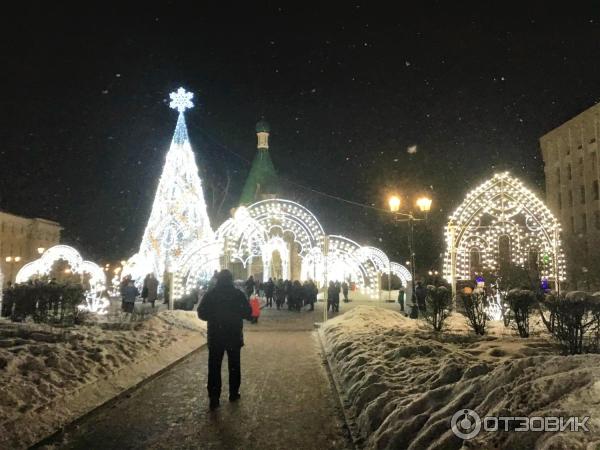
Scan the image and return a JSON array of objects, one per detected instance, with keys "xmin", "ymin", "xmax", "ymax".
[
  {"xmin": 16, "ymin": 245, "xmax": 108, "ymax": 314},
  {"xmin": 247, "ymin": 199, "xmax": 325, "ymax": 257},
  {"xmin": 444, "ymin": 172, "xmax": 566, "ymax": 293}
]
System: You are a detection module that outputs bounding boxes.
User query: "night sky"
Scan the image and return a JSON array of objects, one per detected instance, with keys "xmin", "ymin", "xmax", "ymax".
[{"xmin": 3, "ymin": 2, "xmax": 600, "ymax": 270}]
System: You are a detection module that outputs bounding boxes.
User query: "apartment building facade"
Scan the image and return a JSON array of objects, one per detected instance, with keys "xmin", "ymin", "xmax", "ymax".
[
  {"xmin": 0, "ymin": 211, "xmax": 61, "ymax": 286},
  {"xmin": 540, "ymin": 102, "xmax": 600, "ymax": 284}
]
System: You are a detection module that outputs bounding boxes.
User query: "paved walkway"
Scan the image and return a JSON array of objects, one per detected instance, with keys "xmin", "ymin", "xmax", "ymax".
[{"xmin": 43, "ymin": 302, "xmax": 379, "ymax": 450}]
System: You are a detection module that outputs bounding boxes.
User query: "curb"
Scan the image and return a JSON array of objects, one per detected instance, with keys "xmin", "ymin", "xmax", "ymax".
[
  {"xmin": 315, "ymin": 327, "xmax": 362, "ymax": 449},
  {"xmin": 30, "ymin": 341, "xmax": 207, "ymax": 449}
]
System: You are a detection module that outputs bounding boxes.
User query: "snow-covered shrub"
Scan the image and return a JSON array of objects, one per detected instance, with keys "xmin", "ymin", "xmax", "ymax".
[
  {"xmin": 459, "ymin": 291, "xmax": 488, "ymax": 335},
  {"xmin": 5, "ymin": 282, "xmax": 85, "ymax": 325},
  {"xmin": 540, "ymin": 291, "xmax": 600, "ymax": 354},
  {"xmin": 423, "ymin": 285, "xmax": 452, "ymax": 331},
  {"xmin": 506, "ymin": 288, "xmax": 536, "ymax": 338}
]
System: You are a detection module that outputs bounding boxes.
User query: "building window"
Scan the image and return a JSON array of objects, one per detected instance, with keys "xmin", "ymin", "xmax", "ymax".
[
  {"xmin": 556, "ymin": 167, "xmax": 561, "ymax": 184},
  {"xmin": 591, "ymin": 137, "xmax": 597, "ymax": 144},
  {"xmin": 569, "ymin": 190, "xmax": 573, "ymax": 206},
  {"xmin": 558, "ymin": 192, "xmax": 562, "ymax": 209},
  {"xmin": 581, "ymin": 185, "xmax": 586, "ymax": 204},
  {"xmin": 594, "ymin": 180, "xmax": 599, "ymax": 200},
  {"xmin": 580, "ymin": 157, "xmax": 584, "ymax": 176},
  {"xmin": 596, "ymin": 211, "xmax": 600, "ymax": 230},
  {"xmin": 568, "ymin": 164, "xmax": 572, "ymax": 180},
  {"xmin": 578, "ymin": 144, "xmax": 583, "ymax": 149},
  {"xmin": 582, "ymin": 213, "xmax": 587, "ymax": 233}
]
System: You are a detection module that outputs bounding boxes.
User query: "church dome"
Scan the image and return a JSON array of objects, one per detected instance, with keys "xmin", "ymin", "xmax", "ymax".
[{"xmin": 255, "ymin": 119, "xmax": 270, "ymax": 133}]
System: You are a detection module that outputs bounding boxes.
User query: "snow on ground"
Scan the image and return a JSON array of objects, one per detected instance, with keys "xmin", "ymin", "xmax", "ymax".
[
  {"xmin": 0, "ymin": 311, "xmax": 206, "ymax": 449},
  {"xmin": 322, "ymin": 306, "xmax": 600, "ymax": 450}
]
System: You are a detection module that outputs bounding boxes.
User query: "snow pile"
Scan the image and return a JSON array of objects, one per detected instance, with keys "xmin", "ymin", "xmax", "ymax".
[
  {"xmin": 322, "ymin": 306, "xmax": 600, "ymax": 449},
  {"xmin": 0, "ymin": 311, "xmax": 205, "ymax": 449}
]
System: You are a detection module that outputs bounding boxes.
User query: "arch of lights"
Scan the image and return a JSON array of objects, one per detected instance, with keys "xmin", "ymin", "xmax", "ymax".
[
  {"xmin": 443, "ymin": 172, "xmax": 566, "ymax": 293},
  {"xmin": 247, "ymin": 199, "xmax": 325, "ymax": 257},
  {"xmin": 213, "ymin": 199, "xmax": 410, "ymax": 299},
  {"xmin": 174, "ymin": 239, "xmax": 221, "ymax": 297},
  {"xmin": 15, "ymin": 245, "xmax": 108, "ymax": 314}
]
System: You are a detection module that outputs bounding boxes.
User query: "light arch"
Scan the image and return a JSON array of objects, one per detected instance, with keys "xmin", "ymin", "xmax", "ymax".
[
  {"xmin": 247, "ymin": 199, "xmax": 325, "ymax": 258},
  {"xmin": 444, "ymin": 172, "xmax": 566, "ymax": 293},
  {"xmin": 15, "ymin": 245, "xmax": 108, "ymax": 314}
]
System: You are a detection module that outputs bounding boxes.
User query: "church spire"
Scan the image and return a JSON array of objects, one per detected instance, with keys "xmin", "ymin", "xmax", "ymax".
[
  {"xmin": 256, "ymin": 119, "xmax": 270, "ymax": 149},
  {"xmin": 239, "ymin": 120, "xmax": 279, "ymax": 205}
]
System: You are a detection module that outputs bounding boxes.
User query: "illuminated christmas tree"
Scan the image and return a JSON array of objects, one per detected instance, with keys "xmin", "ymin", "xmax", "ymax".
[{"xmin": 138, "ymin": 88, "xmax": 214, "ymax": 278}]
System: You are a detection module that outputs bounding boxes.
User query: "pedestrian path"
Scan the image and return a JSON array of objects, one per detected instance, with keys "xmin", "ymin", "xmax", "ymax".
[{"xmin": 46, "ymin": 304, "xmax": 354, "ymax": 450}]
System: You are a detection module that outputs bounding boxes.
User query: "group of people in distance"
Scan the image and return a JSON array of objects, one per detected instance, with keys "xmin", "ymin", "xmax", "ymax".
[
  {"xmin": 326, "ymin": 280, "xmax": 350, "ymax": 312},
  {"xmin": 119, "ymin": 273, "xmax": 161, "ymax": 313},
  {"xmin": 241, "ymin": 275, "xmax": 351, "ymax": 314},
  {"xmin": 243, "ymin": 275, "xmax": 319, "ymax": 312}
]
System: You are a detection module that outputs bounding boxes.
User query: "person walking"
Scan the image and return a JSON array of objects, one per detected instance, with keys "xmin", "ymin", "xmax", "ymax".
[
  {"xmin": 275, "ymin": 279, "xmax": 285, "ymax": 310},
  {"xmin": 244, "ymin": 276, "xmax": 256, "ymax": 299},
  {"xmin": 265, "ymin": 278, "xmax": 275, "ymax": 308},
  {"xmin": 197, "ymin": 270, "xmax": 252, "ymax": 410},
  {"xmin": 249, "ymin": 294, "xmax": 261, "ymax": 323},
  {"xmin": 341, "ymin": 281, "xmax": 349, "ymax": 303},
  {"xmin": 415, "ymin": 281, "xmax": 427, "ymax": 317},
  {"xmin": 290, "ymin": 280, "xmax": 303, "ymax": 312},
  {"xmin": 397, "ymin": 286, "xmax": 405, "ymax": 313},
  {"xmin": 121, "ymin": 278, "xmax": 138, "ymax": 316},
  {"xmin": 327, "ymin": 281, "xmax": 337, "ymax": 313},
  {"xmin": 143, "ymin": 273, "xmax": 159, "ymax": 308}
]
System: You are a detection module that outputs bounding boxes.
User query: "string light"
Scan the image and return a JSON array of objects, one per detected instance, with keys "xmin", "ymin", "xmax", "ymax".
[
  {"xmin": 136, "ymin": 87, "xmax": 214, "ymax": 280},
  {"xmin": 444, "ymin": 172, "xmax": 566, "ymax": 285},
  {"xmin": 216, "ymin": 198, "xmax": 411, "ymax": 299},
  {"xmin": 15, "ymin": 245, "xmax": 108, "ymax": 315}
]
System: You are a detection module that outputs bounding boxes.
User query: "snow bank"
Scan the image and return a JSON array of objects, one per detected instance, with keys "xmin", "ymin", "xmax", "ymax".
[
  {"xmin": 0, "ymin": 311, "xmax": 206, "ymax": 449},
  {"xmin": 322, "ymin": 306, "xmax": 600, "ymax": 449}
]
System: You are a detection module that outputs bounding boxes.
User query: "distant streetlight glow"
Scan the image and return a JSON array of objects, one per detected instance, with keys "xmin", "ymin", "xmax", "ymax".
[
  {"xmin": 388, "ymin": 195, "xmax": 401, "ymax": 213},
  {"xmin": 416, "ymin": 197, "xmax": 432, "ymax": 212}
]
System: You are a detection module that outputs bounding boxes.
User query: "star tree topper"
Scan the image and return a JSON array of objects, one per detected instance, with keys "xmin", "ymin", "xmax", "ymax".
[{"xmin": 169, "ymin": 87, "xmax": 194, "ymax": 113}]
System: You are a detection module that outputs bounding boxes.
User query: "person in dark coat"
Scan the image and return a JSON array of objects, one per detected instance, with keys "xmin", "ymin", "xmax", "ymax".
[
  {"xmin": 244, "ymin": 276, "xmax": 256, "ymax": 299},
  {"xmin": 198, "ymin": 270, "xmax": 252, "ymax": 410},
  {"xmin": 275, "ymin": 279, "xmax": 286, "ymax": 310},
  {"xmin": 397, "ymin": 286, "xmax": 406, "ymax": 313},
  {"xmin": 142, "ymin": 273, "xmax": 159, "ymax": 307},
  {"xmin": 415, "ymin": 281, "xmax": 427, "ymax": 317},
  {"xmin": 327, "ymin": 281, "xmax": 337, "ymax": 313},
  {"xmin": 121, "ymin": 279, "xmax": 138, "ymax": 315},
  {"xmin": 264, "ymin": 278, "xmax": 275, "ymax": 308},
  {"xmin": 304, "ymin": 280, "xmax": 317, "ymax": 311},
  {"xmin": 341, "ymin": 281, "xmax": 349, "ymax": 302},
  {"xmin": 290, "ymin": 280, "xmax": 303, "ymax": 312}
]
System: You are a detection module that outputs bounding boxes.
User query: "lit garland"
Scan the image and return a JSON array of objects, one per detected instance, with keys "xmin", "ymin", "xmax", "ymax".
[
  {"xmin": 15, "ymin": 245, "xmax": 108, "ymax": 314},
  {"xmin": 137, "ymin": 87, "xmax": 214, "ymax": 279},
  {"xmin": 215, "ymin": 199, "xmax": 410, "ymax": 299},
  {"xmin": 443, "ymin": 172, "xmax": 566, "ymax": 287}
]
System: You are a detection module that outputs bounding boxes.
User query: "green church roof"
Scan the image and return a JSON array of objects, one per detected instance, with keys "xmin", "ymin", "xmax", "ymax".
[
  {"xmin": 255, "ymin": 119, "xmax": 270, "ymax": 133},
  {"xmin": 239, "ymin": 149, "xmax": 279, "ymax": 205}
]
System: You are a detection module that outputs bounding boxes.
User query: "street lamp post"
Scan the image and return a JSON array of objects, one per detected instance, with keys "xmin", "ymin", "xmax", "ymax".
[
  {"xmin": 5, "ymin": 256, "xmax": 22, "ymax": 285},
  {"xmin": 388, "ymin": 194, "xmax": 432, "ymax": 301}
]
